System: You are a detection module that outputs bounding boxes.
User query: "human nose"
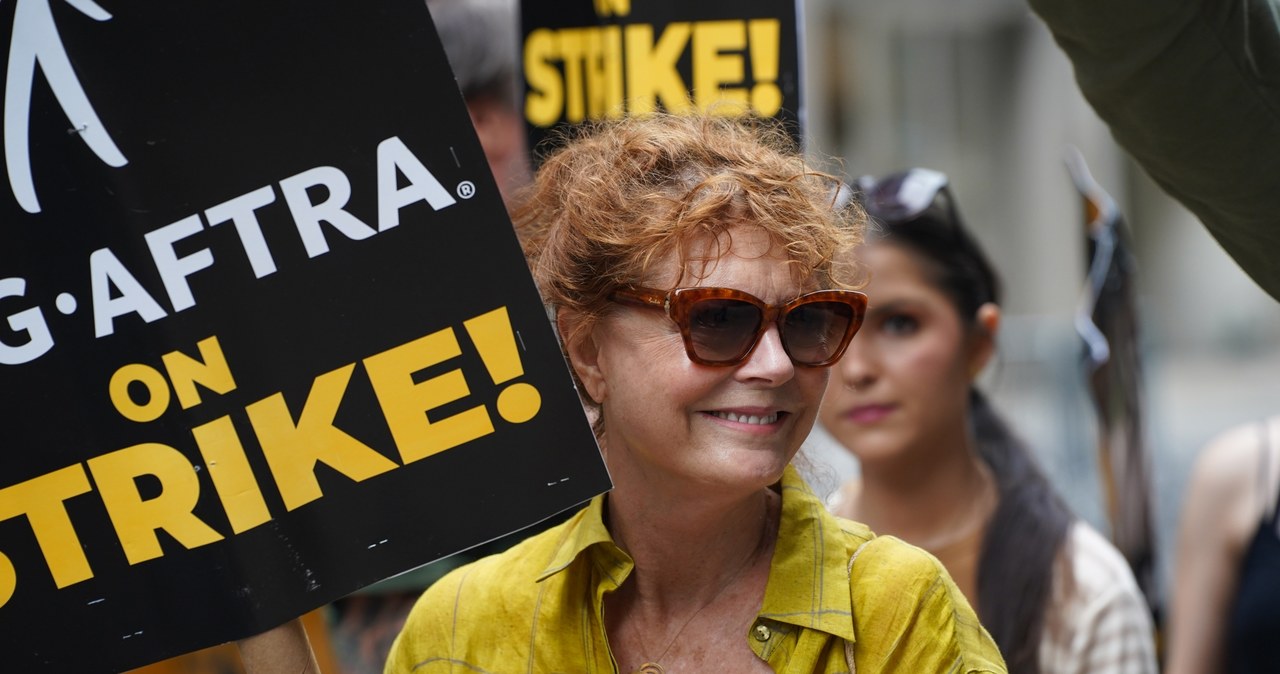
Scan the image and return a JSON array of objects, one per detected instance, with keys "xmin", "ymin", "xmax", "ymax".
[
  {"xmin": 834, "ymin": 333, "xmax": 876, "ymax": 391},
  {"xmin": 735, "ymin": 324, "xmax": 795, "ymax": 384}
]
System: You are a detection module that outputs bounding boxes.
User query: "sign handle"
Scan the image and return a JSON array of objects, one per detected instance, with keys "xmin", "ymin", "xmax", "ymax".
[{"xmin": 237, "ymin": 618, "xmax": 321, "ymax": 674}]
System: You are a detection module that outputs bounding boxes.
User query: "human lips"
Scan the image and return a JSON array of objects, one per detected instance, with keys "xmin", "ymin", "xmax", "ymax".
[{"xmin": 843, "ymin": 404, "xmax": 896, "ymax": 424}]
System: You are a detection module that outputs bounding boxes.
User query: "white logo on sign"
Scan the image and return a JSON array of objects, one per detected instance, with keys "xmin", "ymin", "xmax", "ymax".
[{"xmin": 4, "ymin": 0, "xmax": 127, "ymax": 214}]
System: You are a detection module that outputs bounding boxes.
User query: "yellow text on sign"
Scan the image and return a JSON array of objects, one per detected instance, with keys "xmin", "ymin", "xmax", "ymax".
[
  {"xmin": 0, "ymin": 306, "xmax": 540, "ymax": 608},
  {"xmin": 524, "ymin": 19, "xmax": 783, "ymax": 127}
]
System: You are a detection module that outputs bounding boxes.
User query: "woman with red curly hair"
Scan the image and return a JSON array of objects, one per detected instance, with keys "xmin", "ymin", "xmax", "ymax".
[{"xmin": 385, "ymin": 114, "xmax": 1005, "ymax": 674}]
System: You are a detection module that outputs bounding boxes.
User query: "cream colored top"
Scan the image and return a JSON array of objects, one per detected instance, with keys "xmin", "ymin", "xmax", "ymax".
[
  {"xmin": 1039, "ymin": 521, "xmax": 1157, "ymax": 674},
  {"xmin": 827, "ymin": 485, "xmax": 1156, "ymax": 673}
]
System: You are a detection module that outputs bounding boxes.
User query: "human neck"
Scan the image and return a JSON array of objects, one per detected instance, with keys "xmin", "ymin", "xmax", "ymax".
[
  {"xmin": 605, "ymin": 484, "xmax": 778, "ymax": 674},
  {"xmin": 855, "ymin": 440, "xmax": 996, "ymax": 550},
  {"xmin": 606, "ymin": 480, "xmax": 778, "ymax": 610}
]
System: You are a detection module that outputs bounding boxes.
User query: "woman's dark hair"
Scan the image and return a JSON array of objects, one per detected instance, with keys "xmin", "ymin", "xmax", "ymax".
[{"xmin": 867, "ymin": 176, "xmax": 1074, "ymax": 673}]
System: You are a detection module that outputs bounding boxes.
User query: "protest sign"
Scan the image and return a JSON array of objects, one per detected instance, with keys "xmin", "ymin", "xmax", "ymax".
[
  {"xmin": 0, "ymin": 2, "xmax": 610, "ymax": 671},
  {"xmin": 520, "ymin": 0, "xmax": 803, "ymax": 153}
]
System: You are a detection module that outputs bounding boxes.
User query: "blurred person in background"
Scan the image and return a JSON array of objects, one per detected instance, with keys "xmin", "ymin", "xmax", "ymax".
[
  {"xmin": 430, "ymin": 0, "xmax": 530, "ymax": 205},
  {"xmin": 819, "ymin": 168, "xmax": 1157, "ymax": 673},
  {"xmin": 1166, "ymin": 416, "xmax": 1280, "ymax": 674}
]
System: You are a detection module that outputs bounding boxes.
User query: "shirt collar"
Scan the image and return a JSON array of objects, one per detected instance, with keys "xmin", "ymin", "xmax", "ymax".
[
  {"xmin": 534, "ymin": 465, "xmax": 858, "ymax": 644},
  {"xmin": 536, "ymin": 492, "xmax": 620, "ymax": 582},
  {"xmin": 759, "ymin": 465, "xmax": 858, "ymax": 643}
]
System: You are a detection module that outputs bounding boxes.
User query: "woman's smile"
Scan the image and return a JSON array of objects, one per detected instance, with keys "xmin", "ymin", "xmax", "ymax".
[{"xmin": 703, "ymin": 408, "xmax": 789, "ymax": 431}]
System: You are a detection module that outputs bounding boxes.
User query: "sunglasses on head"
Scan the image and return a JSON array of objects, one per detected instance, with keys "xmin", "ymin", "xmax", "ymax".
[
  {"xmin": 610, "ymin": 286, "xmax": 868, "ymax": 367},
  {"xmin": 854, "ymin": 167, "xmax": 956, "ymax": 226}
]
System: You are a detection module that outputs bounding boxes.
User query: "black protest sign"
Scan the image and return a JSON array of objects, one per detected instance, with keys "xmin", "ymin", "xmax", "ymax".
[
  {"xmin": 0, "ymin": 1, "xmax": 609, "ymax": 671},
  {"xmin": 520, "ymin": 0, "xmax": 803, "ymax": 153}
]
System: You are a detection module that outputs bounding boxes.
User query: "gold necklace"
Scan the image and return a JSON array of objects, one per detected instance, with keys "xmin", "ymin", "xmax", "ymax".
[
  {"xmin": 916, "ymin": 463, "xmax": 998, "ymax": 552},
  {"xmin": 624, "ymin": 505, "xmax": 773, "ymax": 674}
]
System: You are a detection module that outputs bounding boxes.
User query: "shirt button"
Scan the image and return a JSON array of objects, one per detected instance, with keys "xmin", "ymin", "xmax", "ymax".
[{"xmin": 753, "ymin": 623, "xmax": 772, "ymax": 642}]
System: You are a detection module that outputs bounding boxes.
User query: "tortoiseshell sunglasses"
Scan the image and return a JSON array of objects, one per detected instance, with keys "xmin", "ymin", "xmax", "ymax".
[{"xmin": 610, "ymin": 286, "xmax": 867, "ymax": 367}]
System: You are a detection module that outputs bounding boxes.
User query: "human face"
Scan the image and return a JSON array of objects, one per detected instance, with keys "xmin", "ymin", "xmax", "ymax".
[
  {"xmin": 576, "ymin": 227, "xmax": 831, "ymax": 492},
  {"xmin": 818, "ymin": 243, "xmax": 981, "ymax": 466}
]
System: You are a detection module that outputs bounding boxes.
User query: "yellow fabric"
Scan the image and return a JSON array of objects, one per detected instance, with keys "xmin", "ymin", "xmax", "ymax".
[
  {"xmin": 927, "ymin": 520, "xmax": 988, "ymax": 613},
  {"xmin": 385, "ymin": 466, "xmax": 1007, "ymax": 673}
]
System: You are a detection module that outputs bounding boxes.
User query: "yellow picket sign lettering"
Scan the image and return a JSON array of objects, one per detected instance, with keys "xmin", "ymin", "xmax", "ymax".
[
  {"xmin": 246, "ymin": 364, "xmax": 399, "ymax": 511},
  {"xmin": 88, "ymin": 443, "xmax": 224, "ymax": 565}
]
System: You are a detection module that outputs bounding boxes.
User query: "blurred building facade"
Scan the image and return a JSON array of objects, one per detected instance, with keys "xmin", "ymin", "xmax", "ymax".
[{"xmin": 800, "ymin": 0, "xmax": 1280, "ymax": 605}]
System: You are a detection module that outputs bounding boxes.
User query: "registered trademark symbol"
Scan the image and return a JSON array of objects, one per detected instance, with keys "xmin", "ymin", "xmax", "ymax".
[{"xmin": 456, "ymin": 181, "xmax": 476, "ymax": 199}]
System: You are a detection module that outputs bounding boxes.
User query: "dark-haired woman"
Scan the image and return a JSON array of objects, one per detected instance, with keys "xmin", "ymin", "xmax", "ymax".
[{"xmin": 818, "ymin": 168, "xmax": 1156, "ymax": 673}]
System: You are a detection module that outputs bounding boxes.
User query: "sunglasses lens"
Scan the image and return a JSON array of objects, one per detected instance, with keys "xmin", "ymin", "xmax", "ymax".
[
  {"xmin": 781, "ymin": 301, "xmax": 855, "ymax": 365},
  {"xmin": 686, "ymin": 298, "xmax": 764, "ymax": 364}
]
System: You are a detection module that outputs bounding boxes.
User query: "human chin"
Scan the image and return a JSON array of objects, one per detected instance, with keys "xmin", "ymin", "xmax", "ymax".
[
  {"xmin": 844, "ymin": 423, "xmax": 914, "ymax": 464},
  {"xmin": 697, "ymin": 413, "xmax": 800, "ymax": 469},
  {"xmin": 709, "ymin": 440, "xmax": 797, "ymax": 488}
]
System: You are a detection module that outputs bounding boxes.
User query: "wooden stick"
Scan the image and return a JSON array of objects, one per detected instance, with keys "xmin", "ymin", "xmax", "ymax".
[{"xmin": 237, "ymin": 618, "xmax": 321, "ymax": 674}]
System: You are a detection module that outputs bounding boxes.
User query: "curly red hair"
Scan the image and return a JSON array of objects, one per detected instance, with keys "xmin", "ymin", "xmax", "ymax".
[{"xmin": 513, "ymin": 113, "xmax": 864, "ymax": 411}]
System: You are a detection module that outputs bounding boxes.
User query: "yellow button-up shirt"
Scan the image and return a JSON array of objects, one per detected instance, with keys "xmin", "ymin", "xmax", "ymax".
[{"xmin": 385, "ymin": 466, "xmax": 1006, "ymax": 673}]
